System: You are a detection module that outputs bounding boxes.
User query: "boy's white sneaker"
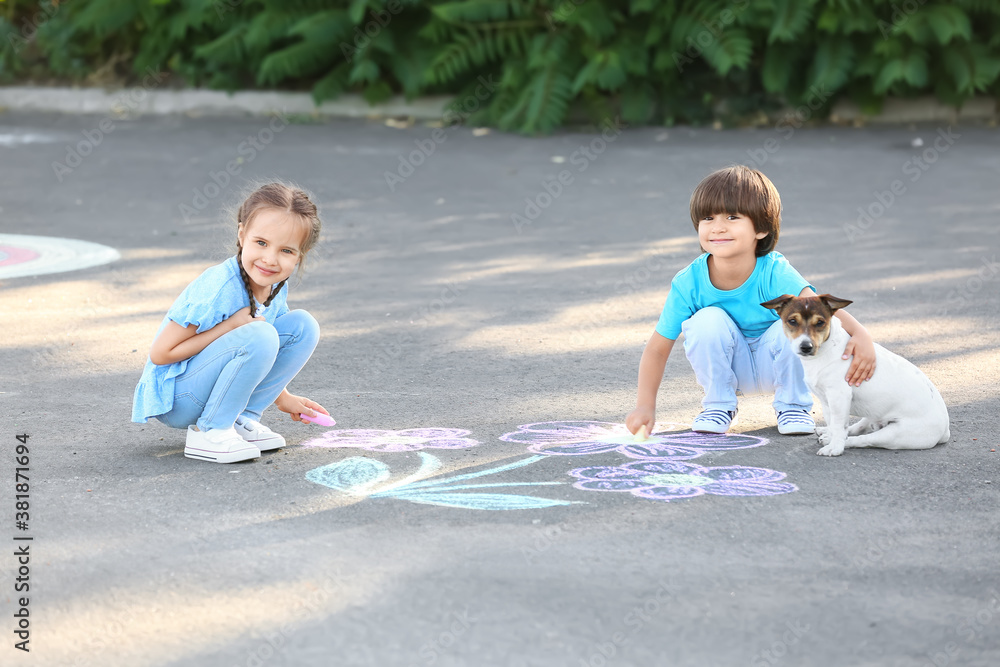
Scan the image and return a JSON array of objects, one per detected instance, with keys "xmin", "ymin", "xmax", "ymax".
[
  {"xmin": 185, "ymin": 426, "xmax": 260, "ymax": 463},
  {"xmin": 691, "ymin": 409, "xmax": 737, "ymax": 434},
  {"xmin": 234, "ymin": 417, "xmax": 286, "ymax": 452},
  {"xmin": 776, "ymin": 409, "xmax": 816, "ymax": 435}
]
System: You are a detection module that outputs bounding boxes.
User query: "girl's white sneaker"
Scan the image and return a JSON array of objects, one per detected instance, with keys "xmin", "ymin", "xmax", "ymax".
[
  {"xmin": 185, "ymin": 426, "xmax": 260, "ymax": 463},
  {"xmin": 234, "ymin": 417, "xmax": 286, "ymax": 452}
]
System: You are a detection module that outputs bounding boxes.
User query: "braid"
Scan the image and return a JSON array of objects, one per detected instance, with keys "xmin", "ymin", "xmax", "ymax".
[
  {"xmin": 264, "ymin": 279, "xmax": 287, "ymax": 307},
  {"xmin": 236, "ymin": 246, "xmax": 258, "ymax": 318}
]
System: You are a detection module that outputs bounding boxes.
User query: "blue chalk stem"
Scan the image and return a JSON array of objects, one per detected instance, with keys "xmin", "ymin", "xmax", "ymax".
[{"xmin": 306, "ymin": 453, "xmax": 582, "ymax": 511}]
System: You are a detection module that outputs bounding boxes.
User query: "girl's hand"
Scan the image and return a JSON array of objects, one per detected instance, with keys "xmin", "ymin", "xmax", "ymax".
[
  {"xmin": 227, "ymin": 306, "xmax": 266, "ymax": 331},
  {"xmin": 275, "ymin": 391, "xmax": 330, "ymax": 422},
  {"xmin": 843, "ymin": 329, "xmax": 876, "ymax": 386},
  {"xmin": 626, "ymin": 406, "xmax": 655, "ymax": 436}
]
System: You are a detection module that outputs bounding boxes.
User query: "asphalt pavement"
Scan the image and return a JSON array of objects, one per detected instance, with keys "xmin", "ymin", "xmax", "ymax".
[{"xmin": 1, "ymin": 110, "xmax": 999, "ymax": 667}]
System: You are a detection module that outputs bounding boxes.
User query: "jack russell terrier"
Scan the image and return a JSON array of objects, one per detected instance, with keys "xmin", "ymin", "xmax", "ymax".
[{"xmin": 761, "ymin": 294, "xmax": 950, "ymax": 456}]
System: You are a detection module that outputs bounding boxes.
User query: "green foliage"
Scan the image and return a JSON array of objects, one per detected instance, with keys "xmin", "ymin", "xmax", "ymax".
[{"xmin": 1, "ymin": 0, "xmax": 998, "ymax": 133}]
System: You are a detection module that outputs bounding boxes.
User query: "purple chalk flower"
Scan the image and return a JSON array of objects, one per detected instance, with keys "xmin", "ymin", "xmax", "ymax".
[
  {"xmin": 499, "ymin": 420, "xmax": 767, "ymax": 461},
  {"xmin": 569, "ymin": 460, "xmax": 797, "ymax": 501},
  {"xmin": 302, "ymin": 427, "xmax": 478, "ymax": 453}
]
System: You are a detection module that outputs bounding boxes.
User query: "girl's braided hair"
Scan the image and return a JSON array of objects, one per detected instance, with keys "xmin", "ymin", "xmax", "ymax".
[{"xmin": 235, "ymin": 182, "xmax": 321, "ymax": 317}]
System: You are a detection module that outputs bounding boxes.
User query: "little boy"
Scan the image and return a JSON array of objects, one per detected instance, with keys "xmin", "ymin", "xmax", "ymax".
[{"xmin": 626, "ymin": 165, "xmax": 876, "ymax": 435}]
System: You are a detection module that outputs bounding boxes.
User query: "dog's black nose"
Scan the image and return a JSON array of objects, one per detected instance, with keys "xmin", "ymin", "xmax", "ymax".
[{"xmin": 799, "ymin": 341, "xmax": 814, "ymax": 354}]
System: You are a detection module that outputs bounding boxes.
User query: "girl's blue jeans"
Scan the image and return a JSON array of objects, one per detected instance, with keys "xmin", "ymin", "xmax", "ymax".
[
  {"xmin": 681, "ymin": 306, "xmax": 812, "ymax": 413},
  {"xmin": 156, "ymin": 310, "xmax": 320, "ymax": 431}
]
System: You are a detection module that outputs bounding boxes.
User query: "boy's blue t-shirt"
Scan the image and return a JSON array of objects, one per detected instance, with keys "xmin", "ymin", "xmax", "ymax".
[
  {"xmin": 655, "ymin": 251, "xmax": 812, "ymax": 340},
  {"xmin": 131, "ymin": 256, "xmax": 289, "ymax": 423}
]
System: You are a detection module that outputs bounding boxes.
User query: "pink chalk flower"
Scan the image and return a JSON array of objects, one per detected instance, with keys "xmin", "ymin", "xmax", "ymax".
[
  {"xmin": 302, "ymin": 427, "xmax": 479, "ymax": 453},
  {"xmin": 499, "ymin": 420, "xmax": 767, "ymax": 461}
]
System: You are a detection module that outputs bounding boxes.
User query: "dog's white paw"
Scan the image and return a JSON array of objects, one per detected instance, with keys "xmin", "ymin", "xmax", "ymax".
[
  {"xmin": 817, "ymin": 431, "xmax": 831, "ymax": 445},
  {"xmin": 815, "ymin": 426, "xmax": 828, "ymax": 436},
  {"xmin": 817, "ymin": 444, "xmax": 845, "ymax": 456}
]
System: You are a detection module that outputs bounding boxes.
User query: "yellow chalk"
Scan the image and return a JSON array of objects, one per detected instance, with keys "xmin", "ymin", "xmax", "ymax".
[{"xmin": 635, "ymin": 425, "xmax": 649, "ymax": 442}]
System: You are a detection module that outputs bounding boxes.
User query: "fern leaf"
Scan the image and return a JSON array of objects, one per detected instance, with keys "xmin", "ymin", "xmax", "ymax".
[
  {"xmin": 166, "ymin": 3, "xmax": 211, "ymax": 42},
  {"xmin": 73, "ymin": 1, "xmax": 140, "ymax": 37},
  {"xmin": 901, "ymin": 51, "xmax": 929, "ymax": 87},
  {"xmin": 387, "ymin": 44, "xmax": 434, "ymax": 96},
  {"xmin": 572, "ymin": 58, "xmax": 601, "ymax": 94},
  {"xmin": 527, "ymin": 29, "xmax": 569, "ymax": 69},
  {"xmin": 768, "ymin": 0, "xmax": 816, "ymax": 43},
  {"xmin": 426, "ymin": 30, "xmax": 501, "ymax": 85},
  {"xmin": 244, "ymin": 10, "xmax": 299, "ymax": 51},
  {"xmin": 258, "ymin": 40, "xmax": 336, "ymax": 85},
  {"xmin": 349, "ymin": 0, "xmax": 370, "ymax": 25},
  {"xmin": 942, "ymin": 48, "xmax": 973, "ymax": 93},
  {"xmin": 418, "ymin": 19, "xmax": 452, "ymax": 45},
  {"xmin": 873, "ymin": 52, "xmax": 928, "ymax": 93},
  {"xmin": 564, "ymin": 2, "xmax": 618, "ymax": 43},
  {"xmin": 312, "ymin": 63, "xmax": 350, "ymax": 103},
  {"xmin": 968, "ymin": 44, "xmax": 1000, "ymax": 90},
  {"xmin": 761, "ymin": 43, "xmax": 798, "ymax": 93},
  {"xmin": 596, "ymin": 54, "xmax": 626, "ymax": 90},
  {"xmin": 349, "ymin": 58, "xmax": 379, "ymax": 85},
  {"xmin": 808, "ymin": 37, "xmax": 854, "ymax": 92},
  {"xmin": 667, "ymin": 12, "xmax": 698, "ymax": 51},
  {"xmin": 362, "ymin": 79, "xmax": 393, "ymax": 104},
  {"xmin": 700, "ymin": 28, "xmax": 753, "ymax": 75},
  {"xmin": 288, "ymin": 10, "xmax": 353, "ymax": 43},
  {"xmin": 194, "ymin": 24, "xmax": 247, "ymax": 64},
  {"xmin": 432, "ymin": 1, "xmax": 525, "ymax": 24},
  {"xmin": 924, "ymin": 5, "xmax": 973, "ymax": 45},
  {"xmin": 816, "ymin": 3, "xmax": 876, "ymax": 35},
  {"xmin": 944, "ymin": 42, "xmax": 1000, "ymax": 93},
  {"xmin": 630, "ymin": 0, "xmax": 658, "ymax": 13},
  {"xmin": 620, "ymin": 80, "xmax": 656, "ymax": 125},
  {"xmin": 522, "ymin": 66, "xmax": 573, "ymax": 134}
]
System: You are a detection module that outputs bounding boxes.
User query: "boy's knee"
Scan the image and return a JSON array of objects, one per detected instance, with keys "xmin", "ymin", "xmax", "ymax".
[
  {"xmin": 764, "ymin": 320, "xmax": 794, "ymax": 356},
  {"xmin": 683, "ymin": 306, "xmax": 735, "ymax": 338}
]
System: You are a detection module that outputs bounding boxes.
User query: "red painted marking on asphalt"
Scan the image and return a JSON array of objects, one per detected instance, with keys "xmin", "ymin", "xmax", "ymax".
[{"xmin": 0, "ymin": 245, "xmax": 40, "ymax": 267}]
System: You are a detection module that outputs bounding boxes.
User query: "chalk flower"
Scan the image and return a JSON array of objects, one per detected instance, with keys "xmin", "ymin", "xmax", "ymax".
[
  {"xmin": 568, "ymin": 460, "xmax": 797, "ymax": 501},
  {"xmin": 302, "ymin": 427, "xmax": 478, "ymax": 453},
  {"xmin": 499, "ymin": 421, "xmax": 767, "ymax": 461}
]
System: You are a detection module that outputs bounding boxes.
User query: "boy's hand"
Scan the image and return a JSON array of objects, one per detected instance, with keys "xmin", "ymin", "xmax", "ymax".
[
  {"xmin": 275, "ymin": 392, "xmax": 329, "ymax": 422},
  {"xmin": 843, "ymin": 329, "xmax": 876, "ymax": 386},
  {"xmin": 626, "ymin": 407, "xmax": 655, "ymax": 435}
]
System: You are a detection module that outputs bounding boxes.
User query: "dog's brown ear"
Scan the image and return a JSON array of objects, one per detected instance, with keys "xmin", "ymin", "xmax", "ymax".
[
  {"xmin": 818, "ymin": 294, "xmax": 853, "ymax": 312},
  {"xmin": 761, "ymin": 294, "xmax": 795, "ymax": 313}
]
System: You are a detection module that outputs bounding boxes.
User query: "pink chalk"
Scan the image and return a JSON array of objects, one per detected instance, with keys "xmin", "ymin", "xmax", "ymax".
[{"xmin": 301, "ymin": 412, "xmax": 336, "ymax": 427}]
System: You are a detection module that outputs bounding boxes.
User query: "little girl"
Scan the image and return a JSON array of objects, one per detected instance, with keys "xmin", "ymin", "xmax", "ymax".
[{"xmin": 132, "ymin": 182, "xmax": 330, "ymax": 463}]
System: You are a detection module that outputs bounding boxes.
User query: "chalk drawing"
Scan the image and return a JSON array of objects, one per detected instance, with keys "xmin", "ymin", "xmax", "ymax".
[
  {"xmin": 302, "ymin": 427, "xmax": 479, "ymax": 452},
  {"xmin": 0, "ymin": 234, "xmax": 120, "ymax": 279},
  {"xmin": 0, "ymin": 132, "xmax": 61, "ymax": 146},
  {"xmin": 306, "ymin": 452, "xmax": 579, "ymax": 510},
  {"xmin": 0, "ymin": 245, "xmax": 40, "ymax": 267},
  {"xmin": 498, "ymin": 420, "xmax": 768, "ymax": 460},
  {"xmin": 304, "ymin": 421, "xmax": 794, "ymax": 510},
  {"xmin": 569, "ymin": 460, "xmax": 797, "ymax": 501}
]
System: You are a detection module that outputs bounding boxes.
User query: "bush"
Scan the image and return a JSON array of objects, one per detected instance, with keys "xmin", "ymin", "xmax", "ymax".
[{"xmin": 2, "ymin": 0, "xmax": 999, "ymax": 133}]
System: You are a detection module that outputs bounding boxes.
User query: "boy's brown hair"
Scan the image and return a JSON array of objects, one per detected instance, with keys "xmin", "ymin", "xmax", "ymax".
[{"xmin": 689, "ymin": 165, "xmax": 781, "ymax": 257}]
